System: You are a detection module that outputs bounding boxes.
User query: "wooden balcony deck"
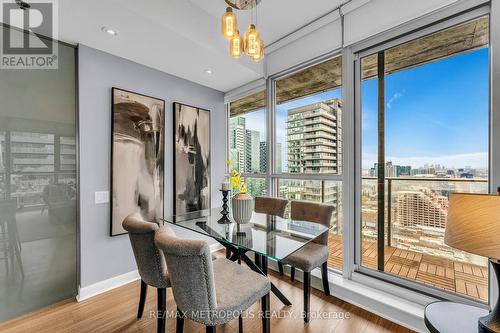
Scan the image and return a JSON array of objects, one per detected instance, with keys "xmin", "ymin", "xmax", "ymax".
[{"xmin": 327, "ymin": 233, "xmax": 488, "ymax": 302}]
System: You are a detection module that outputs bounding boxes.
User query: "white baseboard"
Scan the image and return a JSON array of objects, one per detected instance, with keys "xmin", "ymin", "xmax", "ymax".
[
  {"xmin": 77, "ymin": 244, "xmax": 223, "ymax": 302},
  {"xmin": 266, "ymin": 259, "xmax": 426, "ymax": 333},
  {"xmin": 77, "ymin": 270, "xmax": 140, "ymax": 302}
]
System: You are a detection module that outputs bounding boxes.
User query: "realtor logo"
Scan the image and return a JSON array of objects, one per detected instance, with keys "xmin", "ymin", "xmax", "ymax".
[{"xmin": 1, "ymin": 0, "xmax": 58, "ymax": 69}]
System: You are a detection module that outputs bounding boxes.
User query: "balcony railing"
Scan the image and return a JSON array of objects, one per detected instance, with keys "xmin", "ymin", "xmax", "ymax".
[{"xmin": 361, "ymin": 176, "xmax": 488, "ymax": 241}]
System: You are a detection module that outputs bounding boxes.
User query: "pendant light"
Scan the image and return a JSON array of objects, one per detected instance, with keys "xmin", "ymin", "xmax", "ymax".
[
  {"xmin": 221, "ymin": 0, "xmax": 264, "ymax": 62},
  {"xmin": 221, "ymin": 7, "xmax": 237, "ymax": 39},
  {"xmin": 229, "ymin": 30, "xmax": 243, "ymax": 58},
  {"xmin": 244, "ymin": 24, "xmax": 260, "ymax": 56},
  {"xmin": 251, "ymin": 38, "xmax": 264, "ymax": 62}
]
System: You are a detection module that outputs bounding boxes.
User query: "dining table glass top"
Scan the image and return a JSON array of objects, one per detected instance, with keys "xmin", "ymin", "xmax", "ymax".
[{"xmin": 161, "ymin": 208, "xmax": 331, "ymax": 261}]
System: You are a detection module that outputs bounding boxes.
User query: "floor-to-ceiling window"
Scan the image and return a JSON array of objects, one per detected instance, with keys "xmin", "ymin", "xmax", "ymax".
[
  {"xmin": 358, "ymin": 15, "xmax": 490, "ymax": 302},
  {"xmin": 227, "ymin": 56, "xmax": 344, "ymax": 271},
  {"xmin": 228, "ymin": 90, "xmax": 268, "ymax": 197},
  {"xmin": 0, "ymin": 26, "xmax": 77, "ymax": 320},
  {"xmin": 273, "ymin": 56, "xmax": 343, "ymax": 271}
]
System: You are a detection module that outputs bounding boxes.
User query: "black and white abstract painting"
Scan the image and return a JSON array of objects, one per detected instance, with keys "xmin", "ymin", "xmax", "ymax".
[
  {"xmin": 111, "ymin": 88, "xmax": 165, "ymax": 236},
  {"xmin": 173, "ymin": 102, "xmax": 210, "ymax": 214}
]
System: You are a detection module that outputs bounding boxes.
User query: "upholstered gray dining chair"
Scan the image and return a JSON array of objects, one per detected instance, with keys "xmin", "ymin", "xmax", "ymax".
[
  {"xmin": 122, "ymin": 213, "xmax": 172, "ymax": 333},
  {"xmin": 254, "ymin": 196, "xmax": 288, "ymax": 218},
  {"xmin": 254, "ymin": 196, "xmax": 289, "ymax": 275},
  {"xmin": 281, "ymin": 200, "xmax": 334, "ymax": 323},
  {"xmin": 154, "ymin": 228, "xmax": 272, "ymax": 333}
]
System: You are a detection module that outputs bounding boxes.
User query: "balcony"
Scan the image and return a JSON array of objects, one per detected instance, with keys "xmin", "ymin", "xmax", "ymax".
[
  {"xmin": 327, "ymin": 233, "xmax": 488, "ymax": 302},
  {"xmin": 328, "ymin": 177, "xmax": 489, "ymax": 302},
  {"xmin": 304, "ymin": 132, "xmax": 336, "ymax": 140}
]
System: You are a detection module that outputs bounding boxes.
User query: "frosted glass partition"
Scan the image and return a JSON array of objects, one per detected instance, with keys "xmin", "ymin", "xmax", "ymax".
[{"xmin": 0, "ymin": 26, "xmax": 77, "ymax": 321}]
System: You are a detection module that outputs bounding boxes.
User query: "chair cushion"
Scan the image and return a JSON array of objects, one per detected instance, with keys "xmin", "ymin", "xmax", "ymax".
[
  {"xmin": 209, "ymin": 258, "xmax": 271, "ymax": 325},
  {"xmin": 282, "ymin": 242, "xmax": 329, "ymax": 272}
]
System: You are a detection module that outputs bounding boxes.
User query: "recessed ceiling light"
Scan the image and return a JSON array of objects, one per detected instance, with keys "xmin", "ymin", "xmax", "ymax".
[
  {"xmin": 101, "ymin": 26, "xmax": 119, "ymax": 36},
  {"xmin": 204, "ymin": 69, "xmax": 213, "ymax": 75}
]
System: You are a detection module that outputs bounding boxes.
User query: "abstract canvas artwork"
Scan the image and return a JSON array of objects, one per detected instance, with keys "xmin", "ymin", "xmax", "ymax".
[
  {"xmin": 111, "ymin": 88, "xmax": 165, "ymax": 236},
  {"xmin": 173, "ymin": 102, "xmax": 210, "ymax": 214}
]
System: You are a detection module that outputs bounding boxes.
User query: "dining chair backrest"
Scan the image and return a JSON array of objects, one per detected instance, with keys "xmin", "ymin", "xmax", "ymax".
[
  {"xmin": 122, "ymin": 213, "xmax": 170, "ymax": 288},
  {"xmin": 254, "ymin": 196, "xmax": 289, "ymax": 218},
  {"xmin": 290, "ymin": 200, "xmax": 334, "ymax": 245},
  {"xmin": 154, "ymin": 228, "xmax": 217, "ymax": 314}
]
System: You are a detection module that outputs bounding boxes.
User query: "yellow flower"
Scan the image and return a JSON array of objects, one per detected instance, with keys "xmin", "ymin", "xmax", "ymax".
[{"xmin": 226, "ymin": 159, "xmax": 233, "ymax": 166}]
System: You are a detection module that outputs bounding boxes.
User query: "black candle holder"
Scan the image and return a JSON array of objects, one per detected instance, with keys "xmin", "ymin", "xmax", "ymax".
[{"xmin": 217, "ymin": 189, "xmax": 231, "ymax": 224}]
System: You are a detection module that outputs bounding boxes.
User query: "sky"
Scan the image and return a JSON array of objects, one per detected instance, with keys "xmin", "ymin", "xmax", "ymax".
[{"xmin": 237, "ymin": 47, "xmax": 489, "ymax": 172}]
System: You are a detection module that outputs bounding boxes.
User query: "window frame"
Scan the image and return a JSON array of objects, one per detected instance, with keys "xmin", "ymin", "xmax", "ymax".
[
  {"xmin": 225, "ymin": 1, "xmax": 497, "ymax": 309},
  {"xmin": 353, "ymin": 7, "xmax": 492, "ymax": 306}
]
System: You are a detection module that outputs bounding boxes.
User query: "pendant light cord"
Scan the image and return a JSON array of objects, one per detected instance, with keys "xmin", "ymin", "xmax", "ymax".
[
  {"xmin": 255, "ymin": 0, "xmax": 258, "ymax": 27},
  {"xmin": 339, "ymin": 6, "xmax": 344, "ymax": 48}
]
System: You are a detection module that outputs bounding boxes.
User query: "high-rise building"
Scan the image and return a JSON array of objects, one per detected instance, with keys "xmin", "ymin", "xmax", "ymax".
[
  {"xmin": 396, "ymin": 191, "xmax": 448, "ymax": 228},
  {"xmin": 245, "ymin": 130, "xmax": 260, "ymax": 173},
  {"xmin": 285, "ymin": 99, "xmax": 342, "ymax": 232},
  {"xmin": 369, "ymin": 162, "xmax": 412, "ymax": 177},
  {"xmin": 287, "ymin": 99, "xmax": 342, "ymax": 174},
  {"xmin": 259, "ymin": 142, "xmax": 282, "ymax": 173},
  {"xmin": 229, "ymin": 117, "xmax": 246, "ymax": 173}
]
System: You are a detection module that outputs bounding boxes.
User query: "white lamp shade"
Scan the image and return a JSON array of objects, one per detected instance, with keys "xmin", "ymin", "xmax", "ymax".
[{"xmin": 445, "ymin": 193, "xmax": 500, "ymax": 260}]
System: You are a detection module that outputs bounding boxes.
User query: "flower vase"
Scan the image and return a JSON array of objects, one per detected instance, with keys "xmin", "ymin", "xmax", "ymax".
[{"xmin": 231, "ymin": 193, "xmax": 253, "ymax": 224}]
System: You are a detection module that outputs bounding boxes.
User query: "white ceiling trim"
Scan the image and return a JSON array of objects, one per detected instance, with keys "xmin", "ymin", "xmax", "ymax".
[
  {"xmin": 224, "ymin": 78, "xmax": 266, "ymax": 104},
  {"xmin": 265, "ymin": 0, "xmax": 373, "ymax": 55}
]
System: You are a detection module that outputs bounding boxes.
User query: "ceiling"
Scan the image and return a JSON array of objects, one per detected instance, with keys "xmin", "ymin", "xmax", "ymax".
[{"xmin": 56, "ymin": 0, "xmax": 344, "ymax": 92}]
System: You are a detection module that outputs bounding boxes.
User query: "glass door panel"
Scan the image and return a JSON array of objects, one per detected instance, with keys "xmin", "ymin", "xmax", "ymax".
[
  {"xmin": 0, "ymin": 27, "xmax": 77, "ymax": 321},
  {"xmin": 359, "ymin": 16, "xmax": 489, "ymax": 302}
]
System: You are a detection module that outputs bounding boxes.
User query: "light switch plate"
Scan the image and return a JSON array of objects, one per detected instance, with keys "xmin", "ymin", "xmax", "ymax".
[{"xmin": 95, "ymin": 191, "xmax": 110, "ymax": 204}]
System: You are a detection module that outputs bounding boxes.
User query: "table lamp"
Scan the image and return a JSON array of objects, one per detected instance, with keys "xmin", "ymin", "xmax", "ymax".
[{"xmin": 445, "ymin": 193, "xmax": 500, "ymax": 332}]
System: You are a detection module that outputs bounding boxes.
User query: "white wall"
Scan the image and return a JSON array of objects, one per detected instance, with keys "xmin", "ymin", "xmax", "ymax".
[{"xmin": 78, "ymin": 45, "xmax": 224, "ymax": 288}]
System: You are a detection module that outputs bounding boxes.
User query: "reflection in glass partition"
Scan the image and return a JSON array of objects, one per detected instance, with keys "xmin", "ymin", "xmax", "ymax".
[{"xmin": 0, "ymin": 26, "xmax": 77, "ymax": 321}]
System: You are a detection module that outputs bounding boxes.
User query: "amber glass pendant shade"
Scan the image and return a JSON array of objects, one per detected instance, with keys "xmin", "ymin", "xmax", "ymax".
[
  {"xmin": 244, "ymin": 24, "xmax": 260, "ymax": 55},
  {"xmin": 251, "ymin": 38, "xmax": 264, "ymax": 62},
  {"xmin": 221, "ymin": 7, "xmax": 237, "ymax": 39},
  {"xmin": 230, "ymin": 31, "xmax": 243, "ymax": 58}
]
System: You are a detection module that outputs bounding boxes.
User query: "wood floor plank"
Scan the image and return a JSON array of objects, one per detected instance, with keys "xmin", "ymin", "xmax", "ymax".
[{"xmin": 0, "ymin": 259, "xmax": 414, "ymax": 333}]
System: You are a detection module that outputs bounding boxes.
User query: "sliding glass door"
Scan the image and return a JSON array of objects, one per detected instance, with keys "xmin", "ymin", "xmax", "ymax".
[
  {"xmin": 0, "ymin": 26, "xmax": 77, "ymax": 321},
  {"xmin": 358, "ymin": 15, "xmax": 490, "ymax": 302}
]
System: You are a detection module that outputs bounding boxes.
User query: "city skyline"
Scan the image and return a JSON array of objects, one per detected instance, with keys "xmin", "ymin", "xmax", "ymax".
[{"xmin": 235, "ymin": 48, "xmax": 489, "ymax": 173}]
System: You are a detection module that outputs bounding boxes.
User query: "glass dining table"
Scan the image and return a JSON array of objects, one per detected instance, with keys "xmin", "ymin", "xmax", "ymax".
[{"xmin": 161, "ymin": 207, "xmax": 331, "ymax": 306}]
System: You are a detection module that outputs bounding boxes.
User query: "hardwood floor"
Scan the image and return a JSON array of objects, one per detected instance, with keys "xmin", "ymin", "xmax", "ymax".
[{"xmin": 0, "ymin": 266, "xmax": 415, "ymax": 333}]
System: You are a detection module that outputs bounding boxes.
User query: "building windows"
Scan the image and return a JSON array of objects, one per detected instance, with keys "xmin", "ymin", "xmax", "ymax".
[
  {"xmin": 226, "ymin": 10, "xmax": 492, "ymax": 304},
  {"xmin": 272, "ymin": 56, "xmax": 343, "ymax": 271},
  {"xmin": 359, "ymin": 15, "xmax": 489, "ymax": 302},
  {"xmin": 274, "ymin": 58, "xmax": 342, "ymax": 175},
  {"xmin": 229, "ymin": 90, "xmax": 267, "ymax": 175}
]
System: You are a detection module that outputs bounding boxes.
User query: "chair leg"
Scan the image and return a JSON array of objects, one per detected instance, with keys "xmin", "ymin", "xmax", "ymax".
[
  {"xmin": 238, "ymin": 314, "xmax": 243, "ymax": 333},
  {"xmin": 157, "ymin": 288, "xmax": 166, "ymax": 333},
  {"xmin": 176, "ymin": 307, "xmax": 184, "ymax": 333},
  {"xmin": 321, "ymin": 262, "xmax": 330, "ymax": 296},
  {"xmin": 290, "ymin": 266, "xmax": 295, "ymax": 282},
  {"xmin": 261, "ymin": 293, "xmax": 270, "ymax": 333},
  {"xmin": 137, "ymin": 280, "xmax": 148, "ymax": 318},
  {"xmin": 278, "ymin": 261, "xmax": 284, "ymax": 276},
  {"xmin": 206, "ymin": 326, "xmax": 216, "ymax": 333},
  {"xmin": 226, "ymin": 248, "xmax": 231, "ymax": 259},
  {"xmin": 303, "ymin": 272, "xmax": 311, "ymax": 323}
]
